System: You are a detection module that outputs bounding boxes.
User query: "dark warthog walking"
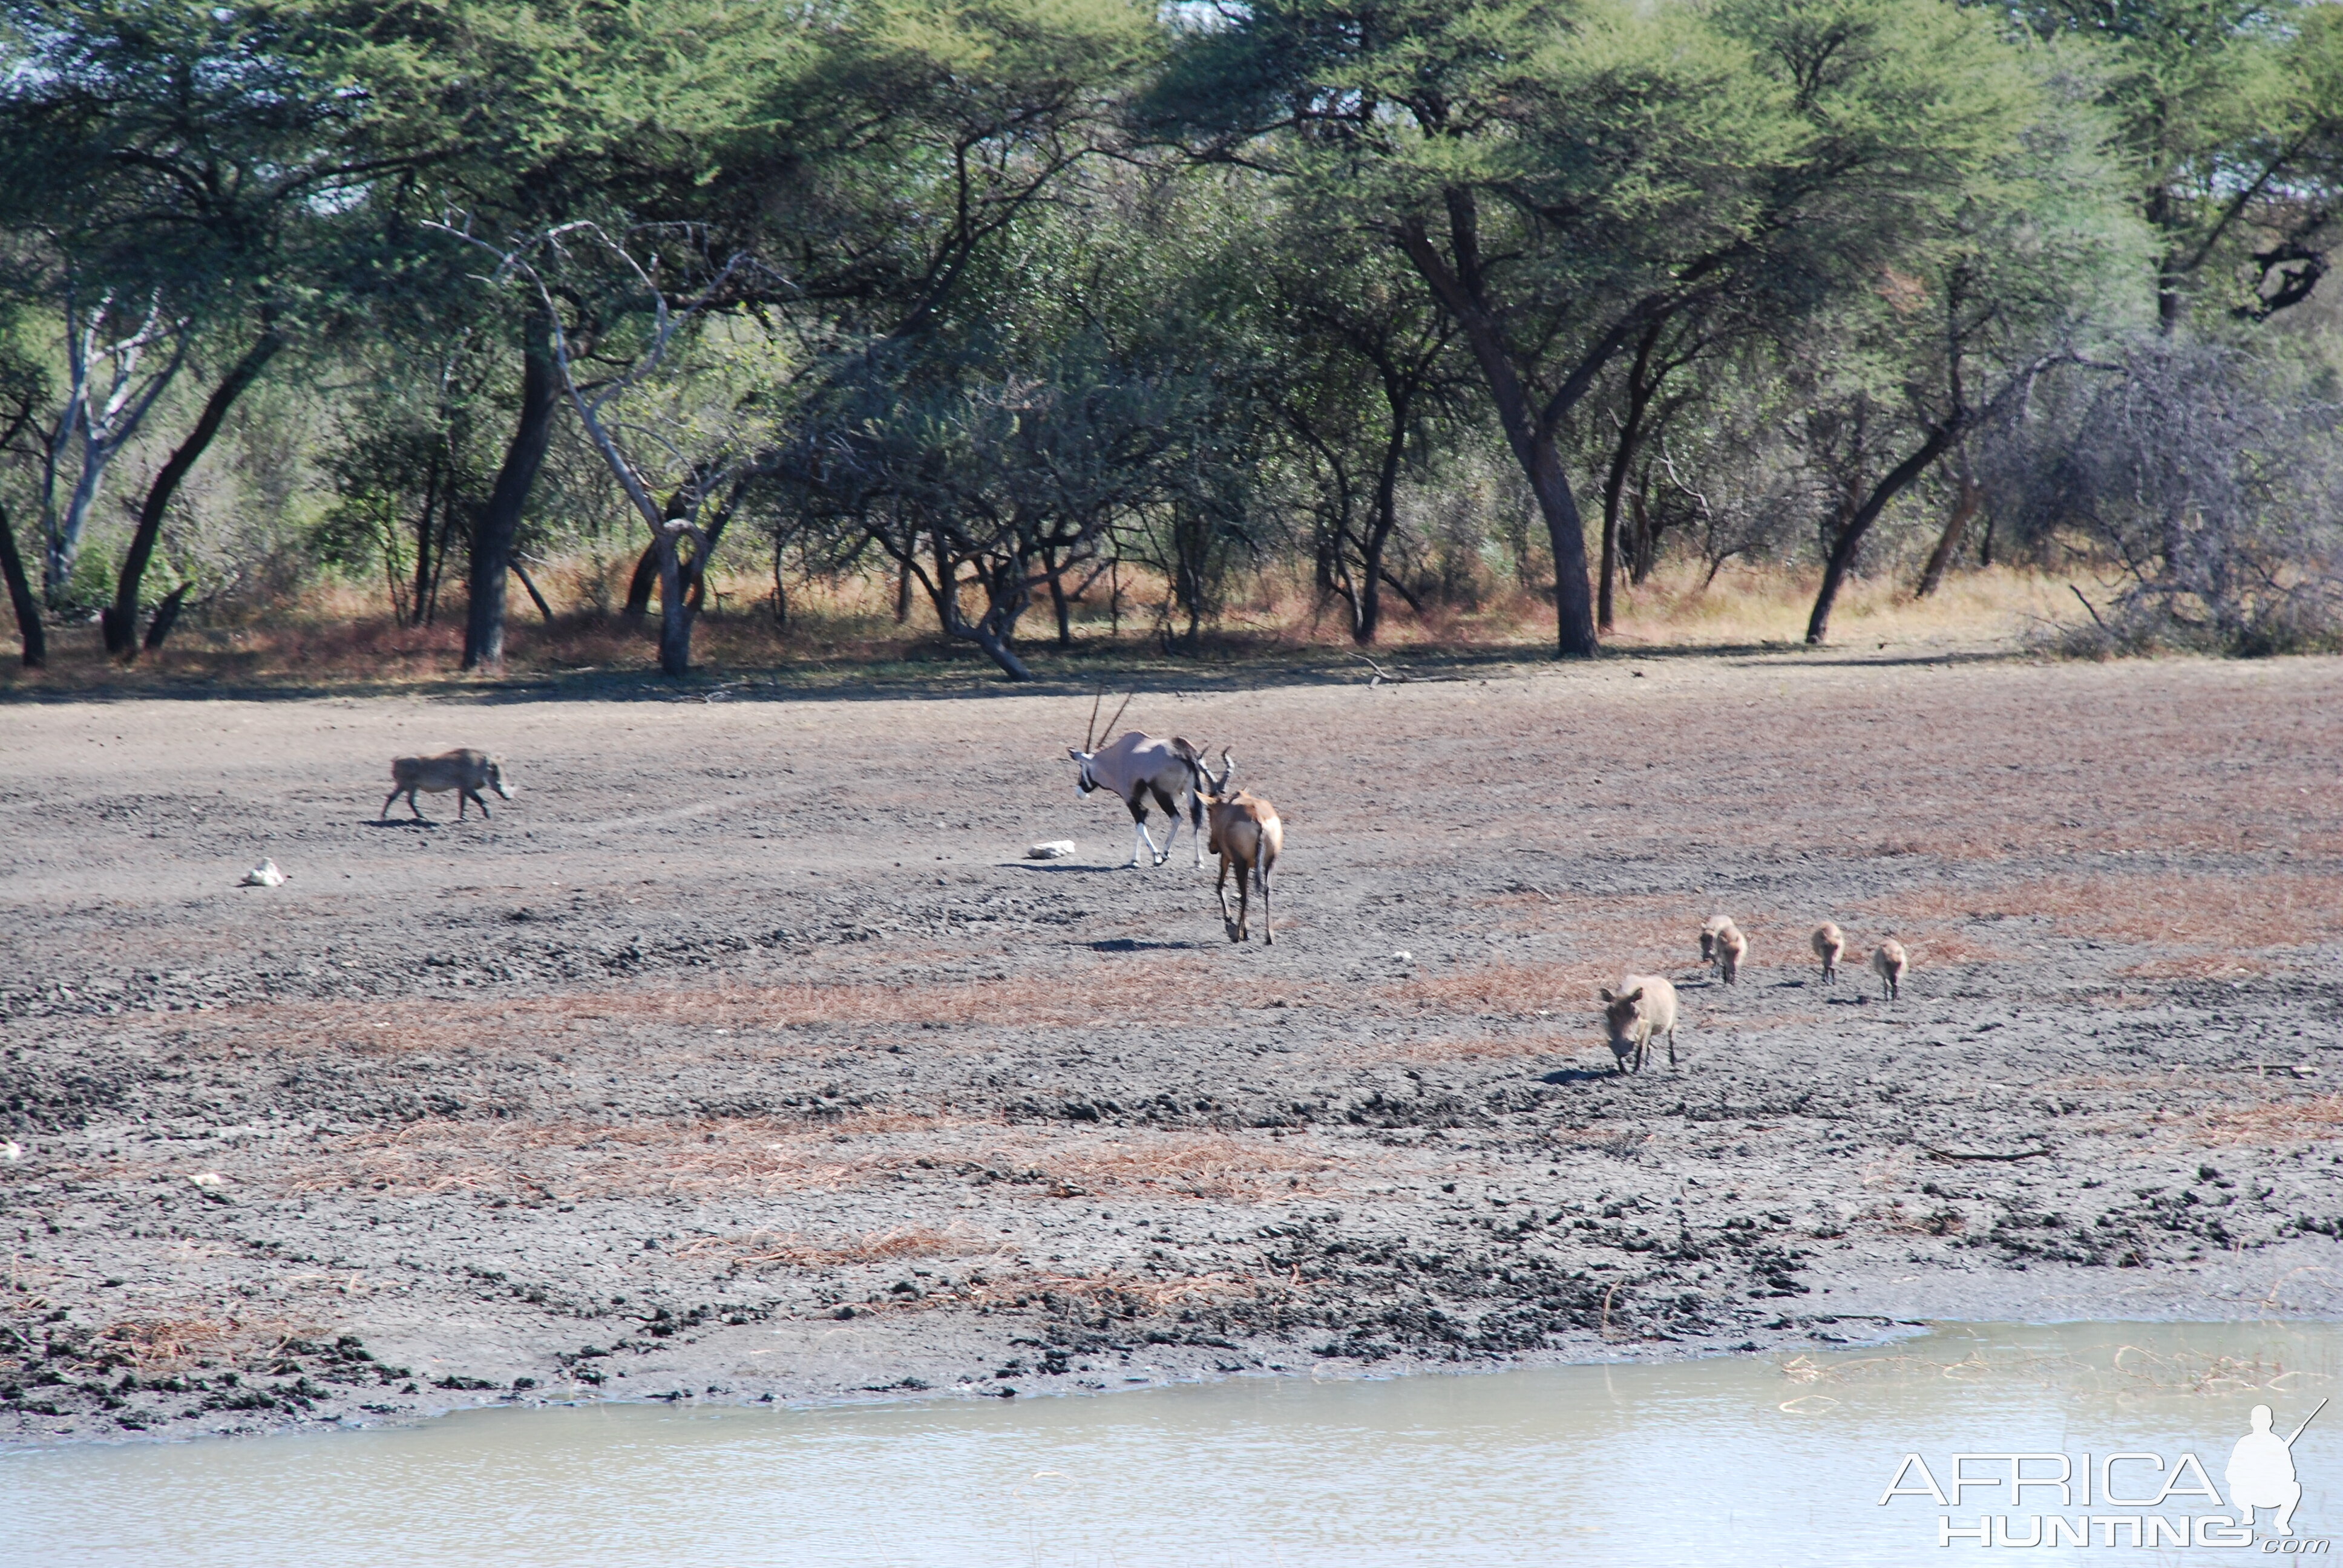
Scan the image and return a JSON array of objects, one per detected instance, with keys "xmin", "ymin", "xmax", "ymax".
[{"xmin": 382, "ymin": 748, "xmax": 515, "ymax": 822}]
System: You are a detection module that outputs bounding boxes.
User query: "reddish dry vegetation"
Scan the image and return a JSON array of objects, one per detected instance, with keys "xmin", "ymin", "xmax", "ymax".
[
  {"xmin": 231, "ymin": 965, "xmax": 1365, "ymax": 1053},
  {"xmin": 2170, "ymin": 1094, "xmax": 2343, "ymax": 1147},
  {"xmin": 1864, "ymin": 870, "xmax": 2343, "ymax": 952},
  {"xmin": 274, "ymin": 1118, "xmax": 1345, "ymax": 1206}
]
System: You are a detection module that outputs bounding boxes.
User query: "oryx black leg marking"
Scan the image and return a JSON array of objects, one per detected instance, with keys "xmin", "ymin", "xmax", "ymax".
[
  {"xmin": 1150, "ymin": 784, "xmax": 1181, "ymax": 866},
  {"xmin": 1125, "ymin": 791, "xmax": 1159, "ymax": 867}
]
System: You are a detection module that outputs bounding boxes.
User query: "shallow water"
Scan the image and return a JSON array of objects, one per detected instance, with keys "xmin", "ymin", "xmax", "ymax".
[{"xmin": 7, "ymin": 1322, "xmax": 2342, "ymax": 1567}]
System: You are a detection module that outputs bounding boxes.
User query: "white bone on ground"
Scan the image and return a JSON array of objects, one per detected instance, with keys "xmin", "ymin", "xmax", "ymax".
[
  {"xmin": 239, "ymin": 859, "xmax": 285, "ymax": 887},
  {"xmin": 1026, "ymin": 841, "xmax": 1078, "ymax": 860}
]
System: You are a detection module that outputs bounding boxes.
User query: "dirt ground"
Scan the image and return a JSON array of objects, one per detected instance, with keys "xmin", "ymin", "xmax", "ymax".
[{"xmin": 4, "ymin": 650, "xmax": 2342, "ymax": 1445}]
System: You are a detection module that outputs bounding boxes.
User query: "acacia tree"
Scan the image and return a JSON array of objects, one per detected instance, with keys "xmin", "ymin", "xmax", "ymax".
[
  {"xmin": 1269, "ymin": 232, "xmax": 1464, "ymax": 644},
  {"xmin": 436, "ymin": 218, "xmax": 781, "ymax": 676},
  {"xmin": 1154, "ymin": 0, "xmax": 2042, "ymax": 657},
  {"xmin": 1791, "ymin": 46, "xmax": 2145, "ymax": 645},
  {"xmin": 2014, "ymin": 0, "xmax": 2343, "ymax": 329},
  {"xmin": 780, "ymin": 330, "xmax": 1197, "ymax": 679},
  {"xmin": 0, "ymin": 1, "xmax": 460, "ymax": 659},
  {"xmin": 34, "ymin": 286, "xmax": 185, "ymax": 607},
  {"xmin": 0, "ymin": 320, "xmax": 47, "ymax": 667}
]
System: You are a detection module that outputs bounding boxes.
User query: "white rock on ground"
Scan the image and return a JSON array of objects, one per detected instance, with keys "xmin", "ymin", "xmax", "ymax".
[
  {"xmin": 239, "ymin": 858, "xmax": 285, "ymax": 887},
  {"xmin": 1026, "ymin": 840, "xmax": 1078, "ymax": 860}
]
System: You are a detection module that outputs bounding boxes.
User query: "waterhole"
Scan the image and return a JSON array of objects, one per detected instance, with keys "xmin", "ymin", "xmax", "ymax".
[{"xmin": 6, "ymin": 1321, "xmax": 2341, "ymax": 1566}]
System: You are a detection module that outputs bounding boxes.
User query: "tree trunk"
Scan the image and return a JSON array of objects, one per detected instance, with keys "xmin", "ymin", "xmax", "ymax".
[
  {"xmin": 894, "ymin": 555, "xmax": 914, "ymax": 622},
  {"xmin": 1530, "ymin": 434, "xmax": 1599, "ymax": 656},
  {"xmin": 511, "ymin": 560, "xmax": 554, "ymax": 622},
  {"xmin": 462, "ymin": 308, "xmax": 559, "ymax": 671},
  {"xmin": 1044, "ymin": 546, "xmax": 1073, "ymax": 647},
  {"xmin": 0, "ymin": 500, "xmax": 47, "ymax": 669},
  {"xmin": 1805, "ymin": 425, "xmax": 1956, "ymax": 645},
  {"xmin": 1597, "ymin": 326, "xmax": 1660, "ymax": 632},
  {"xmin": 1628, "ymin": 483, "xmax": 1657, "ymax": 584},
  {"xmin": 683, "ymin": 509, "xmax": 726, "ymax": 612},
  {"xmin": 424, "ymin": 492, "xmax": 462, "ymax": 625},
  {"xmin": 1395, "ymin": 217, "xmax": 1600, "ymax": 659},
  {"xmin": 1912, "ymin": 459, "xmax": 1980, "ymax": 599},
  {"xmin": 922, "ymin": 543, "xmax": 1032, "ymax": 681},
  {"xmin": 968, "ymin": 618, "xmax": 1032, "ymax": 680},
  {"xmin": 623, "ymin": 484, "xmax": 700, "ymax": 622},
  {"xmin": 103, "ymin": 329, "xmax": 284, "ymax": 661},
  {"xmin": 142, "ymin": 583, "xmax": 192, "ymax": 652},
  {"xmin": 657, "ymin": 532, "xmax": 691, "ymax": 677},
  {"xmin": 1354, "ymin": 395, "xmax": 1414, "ymax": 645},
  {"xmin": 410, "ymin": 451, "xmax": 442, "ymax": 627}
]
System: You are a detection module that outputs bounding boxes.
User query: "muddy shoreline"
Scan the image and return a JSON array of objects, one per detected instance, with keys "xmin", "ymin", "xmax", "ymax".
[{"xmin": 5, "ymin": 652, "xmax": 2341, "ymax": 1445}]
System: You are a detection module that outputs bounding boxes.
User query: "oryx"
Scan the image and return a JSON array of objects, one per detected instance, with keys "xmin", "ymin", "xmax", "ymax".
[{"xmin": 1067, "ymin": 692, "xmax": 1210, "ymax": 869}]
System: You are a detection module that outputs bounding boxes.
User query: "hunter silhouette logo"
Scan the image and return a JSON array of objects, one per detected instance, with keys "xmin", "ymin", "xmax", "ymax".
[
  {"xmin": 1878, "ymin": 1398, "xmax": 2328, "ymax": 1549},
  {"xmin": 2230, "ymin": 1400, "xmax": 2325, "ymax": 1538}
]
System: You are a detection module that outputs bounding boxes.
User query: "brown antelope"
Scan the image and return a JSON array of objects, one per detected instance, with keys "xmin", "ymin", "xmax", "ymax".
[
  {"xmin": 382, "ymin": 748, "xmax": 514, "ymax": 822},
  {"xmin": 1067, "ymin": 692, "xmax": 1208, "ymax": 869},
  {"xmin": 1811, "ymin": 922, "xmax": 1845, "ymax": 983},
  {"xmin": 1872, "ymin": 939, "xmax": 1908, "ymax": 1001},
  {"xmin": 1197, "ymin": 750, "xmax": 1282, "ymax": 944},
  {"xmin": 1699, "ymin": 915, "xmax": 1731, "ymax": 967},
  {"xmin": 1599, "ymin": 975, "xmax": 1679, "ymax": 1074}
]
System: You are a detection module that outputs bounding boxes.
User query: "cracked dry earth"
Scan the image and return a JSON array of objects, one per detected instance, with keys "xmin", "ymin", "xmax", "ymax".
[{"xmin": 4, "ymin": 652, "xmax": 2342, "ymax": 1445}]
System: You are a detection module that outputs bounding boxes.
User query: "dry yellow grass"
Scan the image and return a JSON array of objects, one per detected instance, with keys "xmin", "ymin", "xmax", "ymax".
[
  {"xmin": 1375, "ymin": 961, "xmax": 1617, "ymax": 1015},
  {"xmin": 272, "ymin": 1117, "xmax": 1345, "ymax": 1205},
  {"xmin": 675, "ymin": 1224, "xmax": 1000, "ymax": 1272},
  {"xmin": 1865, "ymin": 871, "xmax": 2343, "ymax": 952},
  {"xmin": 1604, "ymin": 561, "xmax": 2073, "ymax": 650},
  {"xmin": 2174, "ymin": 1095, "xmax": 2343, "ymax": 1147},
  {"xmin": 1, "ymin": 558, "xmax": 2085, "ymax": 692}
]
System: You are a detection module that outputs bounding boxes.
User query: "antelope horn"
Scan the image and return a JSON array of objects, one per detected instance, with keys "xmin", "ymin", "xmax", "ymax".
[
  {"xmin": 1098, "ymin": 690, "xmax": 1135, "ymax": 743},
  {"xmin": 1084, "ymin": 688, "xmax": 1103, "ymax": 752}
]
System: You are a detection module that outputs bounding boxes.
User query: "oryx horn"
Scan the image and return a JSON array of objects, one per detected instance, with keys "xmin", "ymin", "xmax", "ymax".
[
  {"xmin": 1084, "ymin": 688, "xmax": 1105, "ymax": 751},
  {"xmin": 1097, "ymin": 690, "xmax": 1136, "ymax": 745}
]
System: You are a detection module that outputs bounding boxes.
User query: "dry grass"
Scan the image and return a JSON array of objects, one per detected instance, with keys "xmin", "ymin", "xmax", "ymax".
[
  {"xmin": 0, "ymin": 1313, "xmax": 331, "ymax": 1380},
  {"xmin": 1346, "ymin": 1031, "xmax": 1579, "ymax": 1063},
  {"xmin": 1605, "ymin": 561, "xmax": 2072, "ymax": 650},
  {"xmin": 2, "ymin": 559, "xmax": 2085, "ymax": 693},
  {"xmin": 272, "ymin": 1117, "xmax": 1345, "ymax": 1205},
  {"xmin": 1863, "ymin": 871, "xmax": 2343, "ymax": 952},
  {"xmin": 2118, "ymin": 953, "xmax": 2279, "ymax": 980},
  {"xmin": 2173, "ymin": 1095, "xmax": 2343, "ymax": 1147},
  {"xmin": 675, "ymin": 1224, "xmax": 1002, "ymax": 1272},
  {"xmin": 215, "ymin": 967, "xmax": 1317, "ymax": 1054},
  {"xmin": 1375, "ymin": 962, "xmax": 1619, "ymax": 1016}
]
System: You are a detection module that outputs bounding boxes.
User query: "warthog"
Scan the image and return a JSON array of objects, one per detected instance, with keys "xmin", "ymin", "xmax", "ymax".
[
  {"xmin": 1872, "ymin": 939, "xmax": 1908, "ymax": 1001},
  {"xmin": 1599, "ymin": 975, "xmax": 1680, "ymax": 1074},
  {"xmin": 1811, "ymin": 921, "xmax": 1845, "ymax": 983},
  {"xmin": 382, "ymin": 748, "xmax": 514, "ymax": 822},
  {"xmin": 1712, "ymin": 920, "xmax": 1748, "ymax": 985},
  {"xmin": 1699, "ymin": 914, "xmax": 1731, "ymax": 965}
]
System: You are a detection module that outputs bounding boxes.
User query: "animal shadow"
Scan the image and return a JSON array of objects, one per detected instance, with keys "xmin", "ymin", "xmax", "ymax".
[
  {"xmin": 364, "ymin": 818, "xmax": 441, "ymax": 830},
  {"xmin": 1004, "ymin": 861, "xmax": 1121, "ymax": 875},
  {"xmin": 1090, "ymin": 938, "xmax": 1205, "ymax": 953},
  {"xmin": 1539, "ymin": 1066, "xmax": 1619, "ymax": 1085}
]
